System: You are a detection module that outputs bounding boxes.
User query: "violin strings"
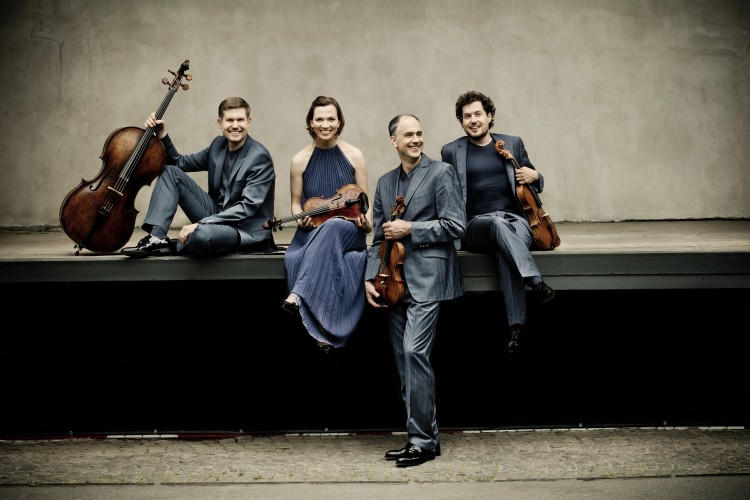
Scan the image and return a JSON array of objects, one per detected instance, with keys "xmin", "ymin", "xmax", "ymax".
[{"xmin": 279, "ymin": 198, "xmax": 362, "ymax": 224}]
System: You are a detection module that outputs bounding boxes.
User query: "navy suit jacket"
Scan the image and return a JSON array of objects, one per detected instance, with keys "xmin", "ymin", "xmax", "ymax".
[{"xmin": 162, "ymin": 134, "xmax": 276, "ymax": 253}]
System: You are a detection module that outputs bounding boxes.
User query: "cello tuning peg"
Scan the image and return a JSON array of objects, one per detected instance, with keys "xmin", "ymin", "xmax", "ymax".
[
  {"xmin": 168, "ymin": 69, "xmax": 176, "ymax": 76},
  {"xmin": 161, "ymin": 77, "xmax": 170, "ymax": 86},
  {"xmin": 185, "ymin": 74, "xmax": 193, "ymax": 81},
  {"xmin": 181, "ymin": 83, "xmax": 190, "ymax": 91}
]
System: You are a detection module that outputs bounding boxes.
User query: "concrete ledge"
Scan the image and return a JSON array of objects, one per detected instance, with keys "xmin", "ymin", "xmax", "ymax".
[
  {"xmin": 462, "ymin": 251, "xmax": 750, "ymax": 290},
  {"xmin": 1, "ymin": 220, "xmax": 749, "ymax": 290},
  {"xmin": 1, "ymin": 250, "xmax": 749, "ymax": 290}
]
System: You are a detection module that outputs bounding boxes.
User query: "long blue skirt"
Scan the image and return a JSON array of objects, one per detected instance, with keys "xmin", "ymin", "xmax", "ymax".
[{"xmin": 283, "ymin": 218, "xmax": 367, "ymax": 348}]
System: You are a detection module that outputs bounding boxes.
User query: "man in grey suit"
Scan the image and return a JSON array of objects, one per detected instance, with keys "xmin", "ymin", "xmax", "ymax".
[
  {"xmin": 121, "ymin": 96, "xmax": 276, "ymax": 257},
  {"xmin": 440, "ymin": 90, "xmax": 555, "ymax": 354},
  {"xmin": 365, "ymin": 114, "xmax": 465, "ymax": 467}
]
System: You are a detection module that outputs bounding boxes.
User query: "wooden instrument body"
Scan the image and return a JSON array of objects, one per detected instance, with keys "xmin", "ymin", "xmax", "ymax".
[
  {"xmin": 59, "ymin": 127, "xmax": 165, "ymax": 253},
  {"xmin": 58, "ymin": 60, "xmax": 191, "ymax": 254},
  {"xmin": 304, "ymin": 184, "xmax": 368, "ymax": 228},
  {"xmin": 516, "ymin": 183, "xmax": 561, "ymax": 251},
  {"xmin": 263, "ymin": 183, "xmax": 368, "ymax": 230},
  {"xmin": 494, "ymin": 139, "xmax": 561, "ymax": 251},
  {"xmin": 374, "ymin": 195, "xmax": 406, "ymax": 306}
]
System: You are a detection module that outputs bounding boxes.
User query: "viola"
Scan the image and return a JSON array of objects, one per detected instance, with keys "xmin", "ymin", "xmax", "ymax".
[
  {"xmin": 59, "ymin": 60, "xmax": 192, "ymax": 254},
  {"xmin": 374, "ymin": 195, "xmax": 407, "ymax": 306},
  {"xmin": 263, "ymin": 183, "xmax": 369, "ymax": 230},
  {"xmin": 495, "ymin": 139, "xmax": 561, "ymax": 251}
]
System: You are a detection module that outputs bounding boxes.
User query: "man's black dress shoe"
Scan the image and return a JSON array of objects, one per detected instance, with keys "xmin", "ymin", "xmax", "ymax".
[
  {"xmin": 385, "ymin": 443, "xmax": 441, "ymax": 460},
  {"xmin": 121, "ymin": 235, "xmax": 173, "ymax": 258},
  {"xmin": 316, "ymin": 341, "xmax": 333, "ymax": 354},
  {"xmin": 505, "ymin": 331, "xmax": 521, "ymax": 354},
  {"xmin": 531, "ymin": 281, "xmax": 556, "ymax": 304},
  {"xmin": 393, "ymin": 444, "xmax": 436, "ymax": 467},
  {"xmin": 385, "ymin": 443, "xmax": 440, "ymax": 467}
]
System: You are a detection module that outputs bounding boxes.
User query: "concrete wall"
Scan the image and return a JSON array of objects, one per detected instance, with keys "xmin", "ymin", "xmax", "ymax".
[{"xmin": 1, "ymin": 0, "xmax": 748, "ymax": 230}]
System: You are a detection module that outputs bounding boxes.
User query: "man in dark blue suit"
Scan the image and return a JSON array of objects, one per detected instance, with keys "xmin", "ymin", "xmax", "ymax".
[
  {"xmin": 122, "ymin": 96, "xmax": 276, "ymax": 257},
  {"xmin": 365, "ymin": 114, "xmax": 465, "ymax": 467},
  {"xmin": 441, "ymin": 90, "xmax": 555, "ymax": 354}
]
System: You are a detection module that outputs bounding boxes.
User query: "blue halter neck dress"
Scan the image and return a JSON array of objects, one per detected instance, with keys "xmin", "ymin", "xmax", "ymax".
[{"xmin": 283, "ymin": 145, "xmax": 367, "ymax": 348}]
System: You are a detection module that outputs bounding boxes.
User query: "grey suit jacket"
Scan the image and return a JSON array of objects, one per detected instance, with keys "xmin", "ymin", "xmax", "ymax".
[
  {"xmin": 365, "ymin": 154, "xmax": 466, "ymax": 303},
  {"xmin": 163, "ymin": 134, "xmax": 276, "ymax": 253},
  {"xmin": 440, "ymin": 133, "xmax": 544, "ymax": 250}
]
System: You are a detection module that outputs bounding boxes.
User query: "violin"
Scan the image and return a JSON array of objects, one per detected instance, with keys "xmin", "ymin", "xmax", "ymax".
[
  {"xmin": 495, "ymin": 139, "xmax": 561, "ymax": 251},
  {"xmin": 59, "ymin": 60, "xmax": 192, "ymax": 254},
  {"xmin": 374, "ymin": 195, "xmax": 407, "ymax": 306},
  {"xmin": 263, "ymin": 183, "xmax": 369, "ymax": 230}
]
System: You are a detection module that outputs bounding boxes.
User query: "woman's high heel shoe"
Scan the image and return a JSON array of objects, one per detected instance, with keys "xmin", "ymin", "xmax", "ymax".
[
  {"xmin": 280, "ymin": 300, "xmax": 300, "ymax": 315},
  {"xmin": 316, "ymin": 341, "xmax": 333, "ymax": 354}
]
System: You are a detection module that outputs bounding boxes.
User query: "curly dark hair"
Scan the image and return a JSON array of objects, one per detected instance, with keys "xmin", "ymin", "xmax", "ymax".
[
  {"xmin": 306, "ymin": 96, "xmax": 345, "ymax": 138},
  {"xmin": 454, "ymin": 91, "xmax": 495, "ymax": 129}
]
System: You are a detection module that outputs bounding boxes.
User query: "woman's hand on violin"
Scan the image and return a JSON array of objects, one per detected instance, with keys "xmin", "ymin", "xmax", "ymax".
[
  {"xmin": 515, "ymin": 166, "xmax": 538, "ymax": 185},
  {"xmin": 297, "ymin": 215, "xmax": 314, "ymax": 230},
  {"xmin": 382, "ymin": 219, "xmax": 411, "ymax": 240},
  {"xmin": 364, "ymin": 280, "xmax": 387, "ymax": 308},
  {"xmin": 356, "ymin": 214, "xmax": 372, "ymax": 234},
  {"xmin": 145, "ymin": 112, "xmax": 167, "ymax": 139}
]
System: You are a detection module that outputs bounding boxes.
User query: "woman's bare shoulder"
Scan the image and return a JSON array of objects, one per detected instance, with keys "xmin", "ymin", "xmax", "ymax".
[
  {"xmin": 291, "ymin": 144, "xmax": 315, "ymax": 166},
  {"xmin": 338, "ymin": 140, "xmax": 365, "ymax": 163}
]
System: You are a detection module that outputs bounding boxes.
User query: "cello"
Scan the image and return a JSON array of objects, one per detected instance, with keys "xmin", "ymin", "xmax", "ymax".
[
  {"xmin": 59, "ymin": 60, "xmax": 192, "ymax": 254},
  {"xmin": 374, "ymin": 195, "xmax": 406, "ymax": 306},
  {"xmin": 263, "ymin": 184, "xmax": 369, "ymax": 231},
  {"xmin": 495, "ymin": 139, "xmax": 561, "ymax": 251}
]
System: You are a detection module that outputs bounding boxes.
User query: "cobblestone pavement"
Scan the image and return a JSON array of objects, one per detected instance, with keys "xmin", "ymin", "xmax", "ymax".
[{"xmin": 1, "ymin": 427, "xmax": 749, "ymax": 486}]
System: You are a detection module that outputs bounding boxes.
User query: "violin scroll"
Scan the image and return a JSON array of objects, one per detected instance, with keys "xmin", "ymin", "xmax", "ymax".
[
  {"xmin": 391, "ymin": 195, "xmax": 406, "ymax": 218},
  {"xmin": 494, "ymin": 139, "xmax": 513, "ymax": 160}
]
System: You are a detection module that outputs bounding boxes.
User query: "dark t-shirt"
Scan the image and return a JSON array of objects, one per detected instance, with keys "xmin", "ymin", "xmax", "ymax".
[
  {"xmin": 465, "ymin": 141, "xmax": 522, "ymax": 218},
  {"xmin": 219, "ymin": 143, "xmax": 245, "ymax": 210}
]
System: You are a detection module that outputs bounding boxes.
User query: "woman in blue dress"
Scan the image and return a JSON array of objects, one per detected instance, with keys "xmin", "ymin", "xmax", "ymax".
[{"xmin": 281, "ymin": 96, "xmax": 372, "ymax": 352}]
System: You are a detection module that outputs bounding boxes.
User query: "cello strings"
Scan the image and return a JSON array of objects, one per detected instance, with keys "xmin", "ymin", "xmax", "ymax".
[{"xmin": 101, "ymin": 86, "xmax": 178, "ymax": 215}]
